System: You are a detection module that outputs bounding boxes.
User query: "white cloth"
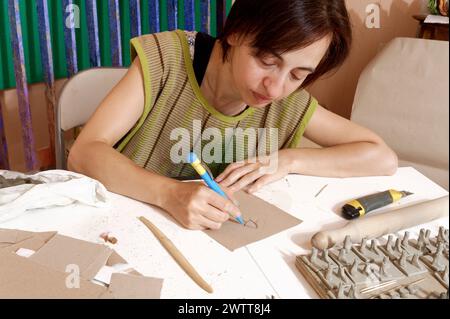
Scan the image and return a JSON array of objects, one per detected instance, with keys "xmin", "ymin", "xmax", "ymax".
[{"xmin": 0, "ymin": 170, "xmax": 109, "ymax": 223}]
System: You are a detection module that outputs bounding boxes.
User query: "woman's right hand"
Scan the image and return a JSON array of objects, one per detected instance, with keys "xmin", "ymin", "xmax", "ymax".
[{"xmin": 160, "ymin": 181, "xmax": 242, "ymax": 230}]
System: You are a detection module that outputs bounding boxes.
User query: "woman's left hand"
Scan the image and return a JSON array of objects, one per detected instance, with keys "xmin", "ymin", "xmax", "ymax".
[{"xmin": 215, "ymin": 150, "xmax": 292, "ymax": 193}]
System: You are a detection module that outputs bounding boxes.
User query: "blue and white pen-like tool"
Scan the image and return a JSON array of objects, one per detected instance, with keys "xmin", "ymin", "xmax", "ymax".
[{"xmin": 187, "ymin": 152, "xmax": 244, "ymax": 225}]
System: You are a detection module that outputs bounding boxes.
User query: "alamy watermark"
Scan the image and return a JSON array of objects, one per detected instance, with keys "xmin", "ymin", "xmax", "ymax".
[
  {"xmin": 170, "ymin": 120, "xmax": 280, "ymax": 174},
  {"xmin": 65, "ymin": 4, "xmax": 80, "ymax": 29},
  {"xmin": 65, "ymin": 264, "xmax": 80, "ymax": 289},
  {"xmin": 366, "ymin": 4, "xmax": 381, "ymax": 29}
]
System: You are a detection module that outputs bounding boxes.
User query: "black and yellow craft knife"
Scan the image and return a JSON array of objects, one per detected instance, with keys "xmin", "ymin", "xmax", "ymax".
[{"xmin": 342, "ymin": 189, "xmax": 413, "ymax": 219}]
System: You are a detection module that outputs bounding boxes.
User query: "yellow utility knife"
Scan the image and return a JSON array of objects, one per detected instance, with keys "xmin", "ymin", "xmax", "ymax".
[{"xmin": 342, "ymin": 189, "xmax": 413, "ymax": 219}]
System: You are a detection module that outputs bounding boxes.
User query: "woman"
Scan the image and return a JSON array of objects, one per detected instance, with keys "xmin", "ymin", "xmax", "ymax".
[{"xmin": 68, "ymin": 0, "xmax": 398, "ymax": 230}]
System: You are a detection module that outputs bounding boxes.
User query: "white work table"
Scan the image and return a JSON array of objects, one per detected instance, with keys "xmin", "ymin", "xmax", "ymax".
[{"xmin": 1, "ymin": 167, "xmax": 448, "ymax": 299}]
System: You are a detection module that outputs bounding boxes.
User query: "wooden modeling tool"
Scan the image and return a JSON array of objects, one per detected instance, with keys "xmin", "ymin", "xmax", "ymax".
[{"xmin": 138, "ymin": 216, "xmax": 213, "ymax": 294}]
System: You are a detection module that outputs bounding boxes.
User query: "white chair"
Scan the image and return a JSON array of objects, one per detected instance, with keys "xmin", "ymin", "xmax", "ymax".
[
  {"xmin": 56, "ymin": 67, "xmax": 128, "ymax": 169},
  {"xmin": 351, "ymin": 38, "xmax": 449, "ymax": 189}
]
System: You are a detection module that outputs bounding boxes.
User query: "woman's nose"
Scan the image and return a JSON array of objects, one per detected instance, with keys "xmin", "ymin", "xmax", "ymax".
[{"xmin": 263, "ymin": 75, "xmax": 284, "ymax": 99}]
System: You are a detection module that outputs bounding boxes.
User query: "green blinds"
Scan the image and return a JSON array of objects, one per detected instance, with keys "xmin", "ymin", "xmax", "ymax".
[{"xmin": 0, "ymin": 0, "xmax": 233, "ymax": 90}]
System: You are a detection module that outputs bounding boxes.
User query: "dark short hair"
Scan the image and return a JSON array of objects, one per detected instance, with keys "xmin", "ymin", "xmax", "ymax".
[{"xmin": 219, "ymin": 0, "xmax": 352, "ymax": 88}]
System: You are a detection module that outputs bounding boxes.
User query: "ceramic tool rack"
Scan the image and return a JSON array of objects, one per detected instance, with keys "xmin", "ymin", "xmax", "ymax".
[{"xmin": 296, "ymin": 227, "xmax": 449, "ymax": 299}]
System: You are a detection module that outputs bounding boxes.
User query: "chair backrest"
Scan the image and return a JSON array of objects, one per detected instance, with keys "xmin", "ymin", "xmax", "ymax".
[
  {"xmin": 351, "ymin": 37, "xmax": 449, "ymax": 189},
  {"xmin": 56, "ymin": 67, "xmax": 128, "ymax": 169}
]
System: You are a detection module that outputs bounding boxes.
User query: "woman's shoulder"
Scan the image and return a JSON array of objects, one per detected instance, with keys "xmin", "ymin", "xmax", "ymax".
[
  {"xmin": 274, "ymin": 89, "xmax": 312, "ymax": 108},
  {"xmin": 131, "ymin": 30, "xmax": 192, "ymax": 49},
  {"xmin": 130, "ymin": 30, "xmax": 192, "ymax": 69},
  {"xmin": 265, "ymin": 89, "xmax": 316, "ymax": 128}
]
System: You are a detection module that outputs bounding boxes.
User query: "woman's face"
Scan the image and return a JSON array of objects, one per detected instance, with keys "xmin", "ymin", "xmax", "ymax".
[{"xmin": 227, "ymin": 34, "xmax": 331, "ymax": 107}]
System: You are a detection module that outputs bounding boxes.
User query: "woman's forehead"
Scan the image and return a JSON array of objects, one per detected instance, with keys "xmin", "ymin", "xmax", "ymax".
[
  {"xmin": 282, "ymin": 36, "xmax": 331, "ymax": 63},
  {"xmin": 244, "ymin": 35, "xmax": 331, "ymax": 69}
]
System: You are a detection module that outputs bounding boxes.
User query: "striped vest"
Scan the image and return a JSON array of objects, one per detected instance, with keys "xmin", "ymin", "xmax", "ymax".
[{"xmin": 117, "ymin": 30, "xmax": 318, "ymax": 178}]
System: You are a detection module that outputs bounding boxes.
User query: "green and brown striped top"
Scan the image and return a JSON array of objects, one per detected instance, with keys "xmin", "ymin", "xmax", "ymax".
[{"xmin": 116, "ymin": 30, "xmax": 318, "ymax": 179}]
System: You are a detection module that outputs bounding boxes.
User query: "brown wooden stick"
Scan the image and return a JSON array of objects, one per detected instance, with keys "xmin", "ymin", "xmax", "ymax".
[
  {"xmin": 360, "ymin": 280, "xmax": 397, "ymax": 294},
  {"xmin": 138, "ymin": 216, "xmax": 213, "ymax": 294}
]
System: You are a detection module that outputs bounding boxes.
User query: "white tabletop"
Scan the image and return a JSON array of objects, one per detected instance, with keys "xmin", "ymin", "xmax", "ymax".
[{"xmin": 1, "ymin": 167, "xmax": 448, "ymax": 298}]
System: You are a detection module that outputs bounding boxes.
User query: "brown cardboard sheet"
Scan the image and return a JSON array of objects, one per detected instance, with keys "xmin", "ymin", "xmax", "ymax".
[
  {"xmin": 0, "ymin": 228, "xmax": 56, "ymax": 251},
  {"xmin": 204, "ymin": 190, "xmax": 302, "ymax": 250},
  {"xmin": 0, "ymin": 250, "xmax": 106, "ymax": 299},
  {"xmin": 106, "ymin": 273, "xmax": 163, "ymax": 299},
  {"xmin": 29, "ymin": 234, "xmax": 113, "ymax": 280},
  {"xmin": 0, "ymin": 228, "xmax": 163, "ymax": 298}
]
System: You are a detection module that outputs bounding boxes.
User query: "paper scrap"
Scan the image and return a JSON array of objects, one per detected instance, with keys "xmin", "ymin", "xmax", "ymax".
[
  {"xmin": 424, "ymin": 14, "xmax": 449, "ymax": 24},
  {"xmin": 15, "ymin": 248, "xmax": 35, "ymax": 258}
]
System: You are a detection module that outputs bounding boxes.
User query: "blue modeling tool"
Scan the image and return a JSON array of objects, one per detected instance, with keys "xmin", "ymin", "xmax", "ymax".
[{"xmin": 187, "ymin": 152, "xmax": 244, "ymax": 225}]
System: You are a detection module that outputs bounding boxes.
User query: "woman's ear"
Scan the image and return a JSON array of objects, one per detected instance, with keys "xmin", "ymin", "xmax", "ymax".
[{"xmin": 227, "ymin": 33, "xmax": 241, "ymax": 46}]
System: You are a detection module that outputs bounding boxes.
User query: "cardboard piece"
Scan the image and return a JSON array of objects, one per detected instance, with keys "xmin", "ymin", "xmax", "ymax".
[
  {"xmin": 0, "ymin": 250, "xmax": 106, "ymax": 299},
  {"xmin": 106, "ymin": 250, "xmax": 142, "ymax": 276},
  {"xmin": 204, "ymin": 190, "xmax": 302, "ymax": 250},
  {"xmin": 0, "ymin": 228, "xmax": 35, "ymax": 244},
  {"xmin": 0, "ymin": 229, "xmax": 56, "ymax": 251},
  {"xmin": 30, "ymin": 234, "xmax": 113, "ymax": 280},
  {"xmin": 0, "ymin": 228, "xmax": 163, "ymax": 299},
  {"xmin": 107, "ymin": 273, "xmax": 163, "ymax": 299}
]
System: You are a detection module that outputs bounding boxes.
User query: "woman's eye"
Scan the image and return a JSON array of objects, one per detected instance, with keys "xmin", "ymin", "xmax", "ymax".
[
  {"xmin": 291, "ymin": 73, "xmax": 307, "ymax": 81},
  {"xmin": 260, "ymin": 58, "xmax": 276, "ymax": 66}
]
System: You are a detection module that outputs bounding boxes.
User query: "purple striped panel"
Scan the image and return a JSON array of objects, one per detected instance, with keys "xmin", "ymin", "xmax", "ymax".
[
  {"xmin": 0, "ymin": 100, "xmax": 9, "ymax": 170},
  {"xmin": 85, "ymin": 0, "xmax": 101, "ymax": 67},
  {"xmin": 184, "ymin": 0, "xmax": 195, "ymax": 31},
  {"xmin": 62, "ymin": 0, "xmax": 78, "ymax": 77},
  {"xmin": 200, "ymin": 0, "xmax": 209, "ymax": 34},
  {"xmin": 8, "ymin": 0, "xmax": 38, "ymax": 171},
  {"xmin": 129, "ymin": 0, "xmax": 141, "ymax": 38},
  {"xmin": 36, "ymin": 0, "xmax": 56, "ymax": 164},
  {"xmin": 167, "ymin": 0, "xmax": 177, "ymax": 30},
  {"xmin": 149, "ymin": 0, "xmax": 160, "ymax": 33},
  {"xmin": 108, "ymin": 0, "xmax": 122, "ymax": 66}
]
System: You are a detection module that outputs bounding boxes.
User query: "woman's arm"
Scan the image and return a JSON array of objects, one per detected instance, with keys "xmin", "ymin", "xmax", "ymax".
[
  {"xmin": 217, "ymin": 105, "xmax": 398, "ymax": 192},
  {"xmin": 68, "ymin": 58, "xmax": 172, "ymax": 206},
  {"xmin": 68, "ymin": 58, "xmax": 240, "ymax": 229}
]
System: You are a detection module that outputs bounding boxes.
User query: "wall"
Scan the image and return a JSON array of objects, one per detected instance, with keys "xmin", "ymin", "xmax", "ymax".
[
  {"xmin": 1, "ymin": 0, "xmax": 432, "ymax": 171},
  {"xmin": 309, "ymin": 0, "xmax": 427, "ymax": 118}
]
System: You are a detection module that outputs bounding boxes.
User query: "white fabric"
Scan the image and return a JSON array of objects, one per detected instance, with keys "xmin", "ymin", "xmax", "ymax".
[{"xmin": 0, "ymin": 170, "xmax": 109, "ymax": 223}]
